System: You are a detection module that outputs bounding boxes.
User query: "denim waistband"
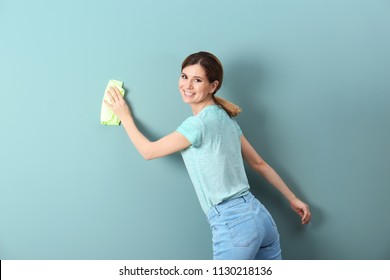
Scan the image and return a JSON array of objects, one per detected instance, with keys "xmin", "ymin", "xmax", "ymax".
[{"xmin": 207, "ymin": 192, "xmax": 254, "ymax": 221}]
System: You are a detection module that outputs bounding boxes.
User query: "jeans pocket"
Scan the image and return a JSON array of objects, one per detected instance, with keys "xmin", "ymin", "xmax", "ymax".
[{"xmin": 226, "ymin": 214, "xmax": 258, "ymax": 247}]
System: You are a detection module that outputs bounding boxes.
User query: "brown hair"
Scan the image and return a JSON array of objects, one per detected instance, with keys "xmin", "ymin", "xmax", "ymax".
[{"xmin": 181, "ymin": 51, "xmax": 241, "ymax": 117}]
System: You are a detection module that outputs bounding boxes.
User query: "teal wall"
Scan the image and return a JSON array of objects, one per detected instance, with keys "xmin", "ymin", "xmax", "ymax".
[{"xmin": 1, "ymin": 0, "xmax": 389, "ymax": 259}]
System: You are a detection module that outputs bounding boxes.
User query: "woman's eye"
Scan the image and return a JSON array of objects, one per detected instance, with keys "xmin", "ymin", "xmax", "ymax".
[
  {"xmin": 195, "ymin": 79, "xmax": 202, "ymax": 83},
  {"xmin": 181, "ymin": 74, "xmax": 187, "ymax": 79}
]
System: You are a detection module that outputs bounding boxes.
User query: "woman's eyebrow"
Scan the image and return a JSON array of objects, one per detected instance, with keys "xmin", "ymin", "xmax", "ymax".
[{"xmin": 181, "ymin": 72, "xmax": 204, "ymax": 79}]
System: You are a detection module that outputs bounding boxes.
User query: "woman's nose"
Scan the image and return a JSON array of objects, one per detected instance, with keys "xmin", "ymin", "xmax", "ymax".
[{"xmin": 186, "ymin": 80, "xmax": 193, "ymax": 89}]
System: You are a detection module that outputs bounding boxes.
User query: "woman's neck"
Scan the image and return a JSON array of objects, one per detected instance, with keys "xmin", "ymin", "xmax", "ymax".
[{"xmin": 191, "ymin": 98, "xmax": 216, "ymax": 115}]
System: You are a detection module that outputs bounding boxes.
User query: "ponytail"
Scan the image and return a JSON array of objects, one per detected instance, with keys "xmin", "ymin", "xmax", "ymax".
[{"xmin": 213, "ymin": 96, "xmax": 241, "ymax": 117}]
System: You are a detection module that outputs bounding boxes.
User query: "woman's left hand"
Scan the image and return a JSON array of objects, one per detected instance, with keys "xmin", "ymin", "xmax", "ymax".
[
  {"xmin": 104, "ymin": 86, "xmax": 132, "ymax": 121},
  {"xmin": 289, "ymin": 197, "xmax": 311, "ymax": 224}
]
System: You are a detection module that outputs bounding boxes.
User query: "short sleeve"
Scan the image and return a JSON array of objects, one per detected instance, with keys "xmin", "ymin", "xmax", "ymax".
[
  {"xmin": 233, "ymin": 119, "xmax": 243, "ymax": 136},
  {"xmin": 176, "ymin": 117, "xmax": 204, "ymax": 148}
]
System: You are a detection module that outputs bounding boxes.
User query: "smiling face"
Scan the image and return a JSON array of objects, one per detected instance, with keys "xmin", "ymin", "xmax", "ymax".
[{"xmin": 178, "ymin": 64, "xmax": 218, "ymax": 114}]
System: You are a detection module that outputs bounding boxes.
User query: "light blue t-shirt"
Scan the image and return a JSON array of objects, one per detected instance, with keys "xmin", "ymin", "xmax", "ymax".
[{"xmin": 176, "ymin": 105, "xmax": 250, "ymax": 214}]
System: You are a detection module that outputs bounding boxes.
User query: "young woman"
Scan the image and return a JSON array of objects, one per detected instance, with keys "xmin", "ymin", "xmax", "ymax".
[{"xmin": 104, "ymin": 51, "xmax": 311, "ymax": 260}]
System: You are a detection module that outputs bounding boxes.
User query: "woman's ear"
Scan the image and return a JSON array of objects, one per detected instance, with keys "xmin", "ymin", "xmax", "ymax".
[{"xmin": 210, "ymin": 80, "xmax": 219, "ymax": 94}]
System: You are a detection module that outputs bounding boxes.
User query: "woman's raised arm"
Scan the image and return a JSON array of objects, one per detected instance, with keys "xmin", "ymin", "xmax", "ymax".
[{"xmin": 104, "ymin": 86, "xmax": 191, "ymax": 160}]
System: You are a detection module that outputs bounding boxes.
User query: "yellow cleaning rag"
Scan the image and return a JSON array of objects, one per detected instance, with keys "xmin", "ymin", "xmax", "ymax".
[{"xmin": 100, "ymin": 80, "xmax": 125, "ymax": 125}]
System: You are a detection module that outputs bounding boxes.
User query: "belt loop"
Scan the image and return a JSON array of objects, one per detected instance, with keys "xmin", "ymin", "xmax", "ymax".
[
  {"xmin": 214, "ymin": 205, "xmax": 220, "ymax": 216},
  {"xmin": 242, "ymin": 195, "xmax": 248, "ymax": 203}
]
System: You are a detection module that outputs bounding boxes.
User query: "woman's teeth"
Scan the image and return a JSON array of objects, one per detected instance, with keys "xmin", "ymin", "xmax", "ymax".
[{"xmin": 185, "ymin": 91, "xmax": 195, "ymax": 97}]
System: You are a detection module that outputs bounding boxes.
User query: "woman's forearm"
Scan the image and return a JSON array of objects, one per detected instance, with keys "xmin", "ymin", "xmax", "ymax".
[
  {"xmin": 121, "ymin": 115, "xmax": 153, "ymax": 160},
  {"xmin": 120, "ymin": 115, "xmax": 191, "ymax": 160},
  {"xmin": 255, "ymin": 162, "xmax": 297, "ymax": 202}
]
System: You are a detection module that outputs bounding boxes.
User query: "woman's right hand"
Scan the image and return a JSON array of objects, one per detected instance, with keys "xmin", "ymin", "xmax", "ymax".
[{"xmin": 104, "ymin": 86, "xmax": 132, "ymax": 121}]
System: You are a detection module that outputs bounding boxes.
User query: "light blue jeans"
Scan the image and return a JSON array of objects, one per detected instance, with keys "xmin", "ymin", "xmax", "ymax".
[{"xmin": 207, "ymin": 192, "xmax": 282, "ymax": 260}]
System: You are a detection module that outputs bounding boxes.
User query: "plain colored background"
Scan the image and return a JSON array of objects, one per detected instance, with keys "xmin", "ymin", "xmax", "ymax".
[{"xmin": 1, "ymin": 0, "xmax": 389, "ymax": 259}]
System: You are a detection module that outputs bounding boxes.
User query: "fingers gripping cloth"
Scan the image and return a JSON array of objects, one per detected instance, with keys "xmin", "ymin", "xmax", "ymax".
[{"xmin": 100, "ymin": 80, "xmax": 125, "ymax": 125}]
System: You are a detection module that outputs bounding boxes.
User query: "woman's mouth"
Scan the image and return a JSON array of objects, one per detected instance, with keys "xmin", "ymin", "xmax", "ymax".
[{"xmin": 184, "ymin": 91, "xmax": 195, "ymax": 97}]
